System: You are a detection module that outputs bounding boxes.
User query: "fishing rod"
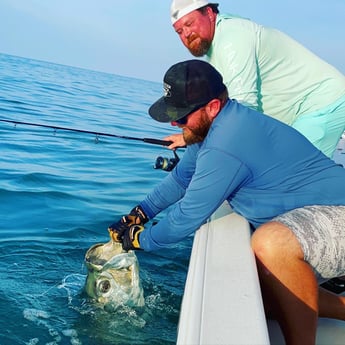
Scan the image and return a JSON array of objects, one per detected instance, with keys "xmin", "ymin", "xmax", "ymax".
[
  {"xmin": 0, "ymin": 118, "xmax": 172, "ymax": 147},
  {"xmin": 0, "ymin": 118, "xmax": 181, "ymax": 171}
]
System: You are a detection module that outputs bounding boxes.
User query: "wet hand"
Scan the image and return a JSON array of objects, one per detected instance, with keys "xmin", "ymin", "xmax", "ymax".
[
  {"xmin": 108, "ymin": 218, "xmax": 130, "ymax": 242},
  {"xmin": 122, "ymin": 225, "xmax": 144, "ymax": 251},
  {"xmin": 108, "ymin": 205, "xmax": 148, "ymax": 242}
]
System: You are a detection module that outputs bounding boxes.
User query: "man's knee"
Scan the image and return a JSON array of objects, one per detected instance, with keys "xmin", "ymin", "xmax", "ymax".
[{"xmin": 251, "ymin": 221, "xmax": 304, "ymax": 261}]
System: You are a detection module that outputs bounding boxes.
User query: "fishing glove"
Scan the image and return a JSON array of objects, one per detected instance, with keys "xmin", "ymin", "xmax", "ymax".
[
  {"xmin": 108, "ymin": 205, "xmax": 148, "ymax": 242},
  {"xmin": 122, "ymin": 225, "xmax": 144, "ymax": 251}
]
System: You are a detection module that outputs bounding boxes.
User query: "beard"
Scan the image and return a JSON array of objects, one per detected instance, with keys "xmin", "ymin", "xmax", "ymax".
[
  {"xmin": 187, "ymin": 35, "xmax": 211, "ymax": 57},
  {"xmin": 183, "ymin": 110, "xmax": 212, "ymax": 145}
]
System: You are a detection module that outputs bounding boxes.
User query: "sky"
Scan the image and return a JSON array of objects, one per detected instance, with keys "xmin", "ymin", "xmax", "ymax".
[{"xmin": 1, "ymin": 0, "xmax": 344, "ymax": 82}]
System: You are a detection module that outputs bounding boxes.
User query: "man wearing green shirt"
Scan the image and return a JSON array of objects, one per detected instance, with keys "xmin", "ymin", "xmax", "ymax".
[{"xmin": 167, "ymin": 0, "xmax": 345, "ymax": 158}]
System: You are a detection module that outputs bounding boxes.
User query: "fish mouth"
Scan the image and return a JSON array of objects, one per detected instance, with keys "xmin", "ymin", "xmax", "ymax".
[{"xmin": 85, "ymin": 241, "xmax": 125, "ymax": 268}]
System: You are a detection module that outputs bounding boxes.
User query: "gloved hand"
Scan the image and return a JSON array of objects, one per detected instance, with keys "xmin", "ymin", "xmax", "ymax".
[
  {"xmin": 108, "ymin": 205, "xmax": 148, "ymax": 242},
  {"xmin": 122, "ymin": 225, "xmax": 144, "ymax": 251}
]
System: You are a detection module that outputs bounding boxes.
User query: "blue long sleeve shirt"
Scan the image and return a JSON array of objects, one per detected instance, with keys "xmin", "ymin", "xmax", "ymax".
[{"xmin": 139, "ymin": 100, "xmax": 345, "ymax": 251}]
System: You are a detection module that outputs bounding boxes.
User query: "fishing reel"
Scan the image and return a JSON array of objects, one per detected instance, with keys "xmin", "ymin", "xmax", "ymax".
[{"xmin": 154, "ymin": 150, "xmax": 180, "ymax": 172}]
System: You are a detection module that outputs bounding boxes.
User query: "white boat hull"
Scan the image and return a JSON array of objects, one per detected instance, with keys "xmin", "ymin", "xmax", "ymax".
[{"xmin": 177, "ymin": 203, "xmax": 345, "ymax": 344}]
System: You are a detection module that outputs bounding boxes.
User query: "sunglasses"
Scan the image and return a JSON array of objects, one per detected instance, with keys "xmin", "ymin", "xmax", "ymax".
[
  {"xmin": 175, "ymin": 113, "xmax": 191, "ymax": 125},
  {"xmin": 174, "ymin": 103, "xmax": 207, "ymax": 125}
]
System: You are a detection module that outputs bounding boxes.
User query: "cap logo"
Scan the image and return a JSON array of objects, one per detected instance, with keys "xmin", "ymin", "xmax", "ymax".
[{"xmin": 163, "ymin": 82, "xmax": 172, "ymax": 97}]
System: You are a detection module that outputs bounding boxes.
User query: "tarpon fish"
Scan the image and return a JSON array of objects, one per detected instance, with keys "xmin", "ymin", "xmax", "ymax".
[{"xmin": 84, "ymin": 233, "xmax": 144, "ymax": 308}]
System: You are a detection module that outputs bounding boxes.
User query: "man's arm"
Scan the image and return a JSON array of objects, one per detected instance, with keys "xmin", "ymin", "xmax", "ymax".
[{"xmin": 140, "ymin": 149, "xmax": 250, "ymax": 251}]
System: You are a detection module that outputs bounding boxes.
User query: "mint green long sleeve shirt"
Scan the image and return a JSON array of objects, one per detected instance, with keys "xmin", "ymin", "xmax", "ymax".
[{"xmin": 207, "ymin": 14, "xmax": 345, "ymax": 126}]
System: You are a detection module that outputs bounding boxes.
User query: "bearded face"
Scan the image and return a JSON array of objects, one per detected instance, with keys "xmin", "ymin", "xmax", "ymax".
[
  {"xmin": 173, "ymin": 9, "xmax": 215, "ymax": 58},
  {"xmin": 182, "ymin": 108, "xmax": 212, "ymax": 145},
  {"xmin": 186, "ymin": 34, "xmax": 212, "ymax": 57}
]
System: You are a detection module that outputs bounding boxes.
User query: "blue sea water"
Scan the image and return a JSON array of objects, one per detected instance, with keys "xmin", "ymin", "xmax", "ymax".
[{"xmin": 0, "ymin": 53, "xmax": 192, "ymax": 345}]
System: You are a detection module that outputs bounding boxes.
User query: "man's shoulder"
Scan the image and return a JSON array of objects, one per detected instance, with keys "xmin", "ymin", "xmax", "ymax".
[
  {"xmin": 216, "ymin": 13, "xmax": 256, "ymax": 27},
  {"xmin": 217, "ymin": 13, "xmax": 250, "ymax": 21},
  {"xmin": 213, "ymin": 14, "xmax": 261, "ymax": 46}
]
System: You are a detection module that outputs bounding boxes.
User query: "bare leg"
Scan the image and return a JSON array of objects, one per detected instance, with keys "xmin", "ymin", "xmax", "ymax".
[
  {"xmin": 262, "ymin": 274, "xmax": 345, "ymax": 323},
  {"xmin": 251, "ymin": 221, "xmax": 318, "ymax": 345},
  {"xmin": 319, "ymin": 287, "xmax": 345, "ymax": 319}
]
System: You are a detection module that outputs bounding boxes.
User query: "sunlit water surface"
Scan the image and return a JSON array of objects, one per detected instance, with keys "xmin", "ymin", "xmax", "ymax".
[{"xmin": 0, "ymin": 53, "xmax": 192, "ymax": 345}]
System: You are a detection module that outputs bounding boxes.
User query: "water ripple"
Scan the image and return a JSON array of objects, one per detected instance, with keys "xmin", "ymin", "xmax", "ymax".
[{"xmin": 0, "ymin": 53, "xmax": 188, "ymax": 345}]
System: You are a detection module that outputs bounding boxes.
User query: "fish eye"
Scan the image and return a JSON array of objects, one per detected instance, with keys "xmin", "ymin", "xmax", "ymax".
[{"xmin": 97, "ymin": 279, "xmax": 111, "ymax": 293}]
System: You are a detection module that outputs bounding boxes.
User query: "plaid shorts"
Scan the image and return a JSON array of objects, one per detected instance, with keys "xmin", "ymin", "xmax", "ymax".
[{"xmin": 272, "ymin": 205, "xmax": 345, "ymax": 283}]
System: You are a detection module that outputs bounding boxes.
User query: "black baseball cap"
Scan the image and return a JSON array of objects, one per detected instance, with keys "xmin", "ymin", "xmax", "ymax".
[{"xmin": 148, "ymin": 60, "xmax": 226, "ymax": 123}]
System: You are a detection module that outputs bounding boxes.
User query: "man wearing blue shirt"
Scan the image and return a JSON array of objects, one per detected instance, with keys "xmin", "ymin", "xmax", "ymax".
[{"xmin": 109, "ymin": 60, "xmax": 345, "ymax": 344}]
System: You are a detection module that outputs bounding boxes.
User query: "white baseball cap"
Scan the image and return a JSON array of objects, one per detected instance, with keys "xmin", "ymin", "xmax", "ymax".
[{"xmin": 170, "ymin": 0, "xmax": 218, "ymax": 24}]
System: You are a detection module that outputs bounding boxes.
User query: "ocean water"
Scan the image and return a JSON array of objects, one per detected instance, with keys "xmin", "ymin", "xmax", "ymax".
[{"xmin": 0, "ymin": 53, "xmax": 192, "ymax": 345}]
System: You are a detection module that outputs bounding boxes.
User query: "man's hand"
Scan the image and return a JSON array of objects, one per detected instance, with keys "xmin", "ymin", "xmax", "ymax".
[
  {"xmin": 108, "ymin": 205, "xmax": 148, "ymax": 242},
  {"xmin": 122, "ymin": 225, "xmax": 144, "ymax": 251},
  {"xmin": 163, "ymin": 133, "xmax": 186, "ymax": 150}
]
